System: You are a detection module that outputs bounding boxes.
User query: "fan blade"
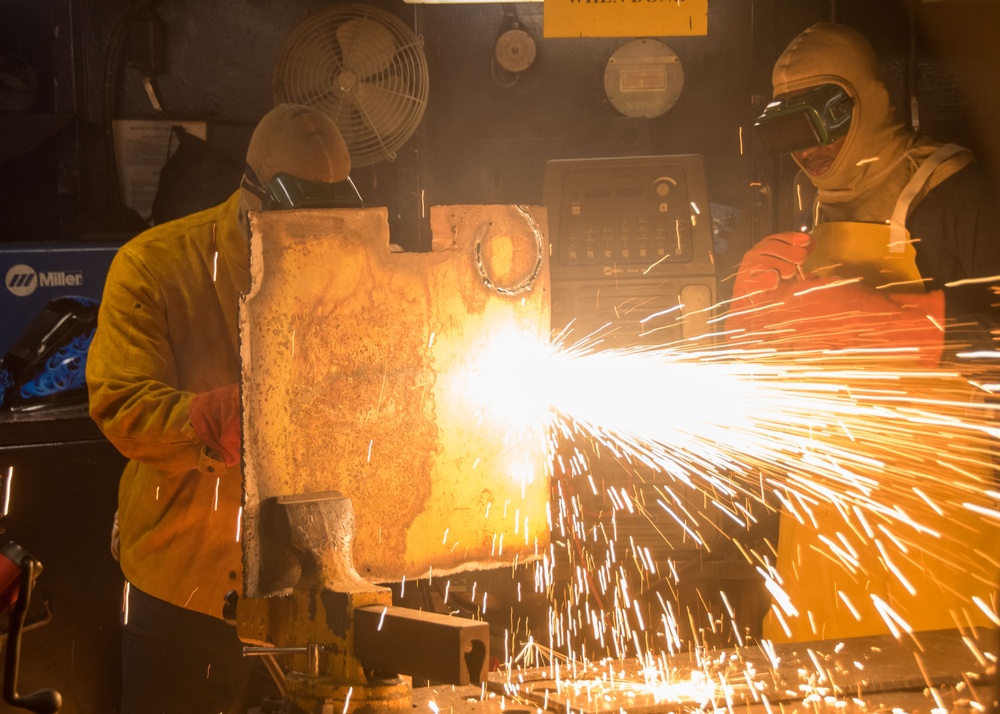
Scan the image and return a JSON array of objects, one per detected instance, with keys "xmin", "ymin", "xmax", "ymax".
[
  {"xmin": 337, "ymin": 106, "xmax": 364, "ymax": 148},
  {"xmin": 276, "ymin": 38, "xmax": 342, "ymax": 109},
  {"xmin": 354, "ymin": 76, "xmax": 412, "ymax": 141},
  {"xmin": 335, "ymin": 17, "xmax": 397, "ymax": 81},
  {"xmin": 338, "ymin": 106, "xmax": 385, "ymax": 165},
  {"xmin": 273, "ymin": 6, "xmax": 428, "ymax": 166}
]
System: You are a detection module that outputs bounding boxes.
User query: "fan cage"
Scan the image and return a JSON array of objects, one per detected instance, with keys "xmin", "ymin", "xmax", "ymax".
[{"xmin": 273, "ymin": 5, "xmax": 429, "ymax": 167}]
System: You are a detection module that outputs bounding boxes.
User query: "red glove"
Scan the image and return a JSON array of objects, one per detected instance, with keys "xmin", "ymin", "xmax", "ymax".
[
  {"xmin": 189, "ymin": 384, "xmax": 241, "ymax": 467},
  {"xmin": 728, "ymin": 278, "xmax": 945, "ymax": 365},
  {"xmin": 730, "ymin": 232, "xmax": 816, "ymax": 308}
]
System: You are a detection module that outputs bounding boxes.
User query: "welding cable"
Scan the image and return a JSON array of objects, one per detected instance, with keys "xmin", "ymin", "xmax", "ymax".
[
  {"xmin": 103, "ymin": 0, "xmax": 158, "ymax": 209},
  {"xmin": 906, "ymin": 0, "xmax": 920, "ymax": 132}
]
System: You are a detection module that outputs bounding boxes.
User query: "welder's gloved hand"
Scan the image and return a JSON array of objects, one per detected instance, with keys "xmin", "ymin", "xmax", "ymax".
[
  {"xmin": 189, "ymin": 384, "xmax": 241, "ymax": 467},
  {"xmin": 729, "ymin": 278, "xmax": 945, "ymax": 365},
  {"xmin": 731, "ymin": 232, "xmax": 816, "ymax": 303}
]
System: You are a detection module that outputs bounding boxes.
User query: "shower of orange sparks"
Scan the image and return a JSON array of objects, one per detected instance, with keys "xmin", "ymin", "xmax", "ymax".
[{"xmin": 455, "ymin": 317, "xmax": 1000, "ymax": 672}]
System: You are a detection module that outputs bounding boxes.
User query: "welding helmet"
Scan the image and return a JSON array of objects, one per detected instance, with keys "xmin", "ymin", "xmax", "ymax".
[
  {"xmin": 754, "ymin": 83, "xmax": 854, "ymax": 156},
  {"xmin": 238, "ymin": 103, "xmax": 354, "ymax": 240},
  {"xmin": 241, "ymin": 167, "xmax": 364, "ymax": 210},
  {"xmin": 0, "ymin": 296, "xmax": 98, "ymax": 418}
]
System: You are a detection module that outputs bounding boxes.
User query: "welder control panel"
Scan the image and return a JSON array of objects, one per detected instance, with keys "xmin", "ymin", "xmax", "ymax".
[
  {"xmin": 543, "ymin": 155, "xmax": 717, "ymax": 347},
  {"xmin": 544, "ymin": 155, "xmax": 714, "ymax": 279}
]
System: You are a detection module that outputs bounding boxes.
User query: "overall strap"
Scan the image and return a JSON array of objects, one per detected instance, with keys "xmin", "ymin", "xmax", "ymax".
[{"xmin": 888, "ymin": 143, "xmax": 966, "ymax": 253}]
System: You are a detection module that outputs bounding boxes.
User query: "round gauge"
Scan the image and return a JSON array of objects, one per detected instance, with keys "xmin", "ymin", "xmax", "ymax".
[{"xmin": 604, "ymin": 39, "xmax": 684, "ymax": 119}]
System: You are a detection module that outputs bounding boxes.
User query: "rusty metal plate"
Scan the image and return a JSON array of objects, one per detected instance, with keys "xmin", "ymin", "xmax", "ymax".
[{"xmin": 240, "ymin": 205, "xmax": 550, "ymax": 596}]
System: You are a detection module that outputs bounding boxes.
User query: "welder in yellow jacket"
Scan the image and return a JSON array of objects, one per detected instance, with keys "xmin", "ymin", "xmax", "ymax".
[
  {"xmin": 727, "ymin": 24, "xmax": 1000, "ymax": 642},
  {"xmin": 87, "ymin": 104, "xmax": 351, "ymax": 714}
]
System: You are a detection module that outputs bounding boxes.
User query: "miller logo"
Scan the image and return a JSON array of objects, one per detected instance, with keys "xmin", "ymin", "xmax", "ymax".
[{"xmin": 5, "ymin": 263, "xmax": 83, "ymax": 298}]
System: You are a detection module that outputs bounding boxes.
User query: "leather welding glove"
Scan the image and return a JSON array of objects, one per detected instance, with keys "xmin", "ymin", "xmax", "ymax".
[
  {"xmin": 731, "ymin": 277, "xmax": 945, "ymax": 366},
  {"xmin": 188, "ymin": 383, "xmax": 241, "ymax": 467},
  {"xmin": 730, "ymin": 232, "xmax": 816, "ymax": 305}
]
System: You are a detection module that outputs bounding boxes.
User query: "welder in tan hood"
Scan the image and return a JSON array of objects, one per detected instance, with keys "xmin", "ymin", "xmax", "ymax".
[
  {"xmin": 87, "ymin": 104, "xmax": 352, "ymax": 713},
  {"xmin": 726, "ymin": 24, "xmax": 1000, "ymax": 641}
]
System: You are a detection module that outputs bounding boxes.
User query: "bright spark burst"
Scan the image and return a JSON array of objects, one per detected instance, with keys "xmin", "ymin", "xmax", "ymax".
[
  {"xmin": 456, "ymin": 317, "xmax": 1000, "ymax": 700},
  {"xmin": 464, "ymin": 329, "xmax": 1000, "ymax": 561}
]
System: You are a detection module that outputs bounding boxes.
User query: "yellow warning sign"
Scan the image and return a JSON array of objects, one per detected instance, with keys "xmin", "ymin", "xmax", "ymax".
[{"xmin": 543, "ymin": 0, "xmax": 708, "ymax": 38}]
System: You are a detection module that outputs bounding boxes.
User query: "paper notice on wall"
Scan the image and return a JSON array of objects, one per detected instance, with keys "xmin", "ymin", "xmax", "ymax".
[{"xmin": 113, "ymin": 119, "xmax": 207, "ymax": 223}]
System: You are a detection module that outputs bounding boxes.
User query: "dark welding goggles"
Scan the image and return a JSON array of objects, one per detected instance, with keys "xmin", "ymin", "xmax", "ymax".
[
  {"xmin": 754, "ymin": 83, "xmax": 854, "ymax": 155},
  {"xmin": 242, "ymin": 165, "xmax": 364, "ymax": 210}
]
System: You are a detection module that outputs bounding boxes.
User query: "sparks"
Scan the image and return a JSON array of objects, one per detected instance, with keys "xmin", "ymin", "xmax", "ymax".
[
  {"xmin": 454, "ymin": 311, "xmax": 1000, "ymax": 671},
  {"xmin": 2, "ymin": 466, "xmax": 11, "ymax": 517}
]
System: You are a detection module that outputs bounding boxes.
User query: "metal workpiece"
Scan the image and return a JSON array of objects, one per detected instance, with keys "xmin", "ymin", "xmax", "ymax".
[
  {"xmin": 355, "ymin": 605, "xmax": 490, "ymax": 686},
  {"xmin": 237, "ymin": 204, "xmax": 551, "ymax": 712},
  {"xmin": 241, "ymin": 205, "xmax": 551, "ymax": 592}
]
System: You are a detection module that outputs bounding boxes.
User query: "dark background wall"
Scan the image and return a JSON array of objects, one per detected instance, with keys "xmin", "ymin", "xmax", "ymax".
[
  {"xmin": 0, "ymin": 1, "xmax": 998, "ymax": 711},
  {"xmin": 3, "ymin": 0, "xmax": 998, "ymax": 272},
  {"xmin": 3, "ymin": 0, "xmax": 997, "ymax": 280}
]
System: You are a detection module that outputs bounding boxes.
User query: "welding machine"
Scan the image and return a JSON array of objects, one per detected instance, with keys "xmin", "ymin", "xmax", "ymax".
[
  {"xmin": 544, "ymin": 155, "xmax": 717, "ymax": 349},
  {"xmin": 0, "ymin": 241, "xmax": 120, "ymax": 421},
  {"xmin": 543, "ymin": 155, "xmax": 731, "ymax": 647}
]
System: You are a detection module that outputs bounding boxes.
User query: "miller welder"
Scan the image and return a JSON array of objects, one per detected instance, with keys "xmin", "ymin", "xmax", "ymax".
[{"xmin": 543, "ymin": 155, "xmax": 740, "ymax": 650}]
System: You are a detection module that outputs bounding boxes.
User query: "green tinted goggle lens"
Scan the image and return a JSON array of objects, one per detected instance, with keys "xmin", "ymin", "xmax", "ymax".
[{"xmin": 754, "ymin": 84, "xmax": 854, "ymax": 155}]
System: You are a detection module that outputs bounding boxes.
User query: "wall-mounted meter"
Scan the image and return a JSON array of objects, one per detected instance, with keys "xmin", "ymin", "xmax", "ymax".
[{"xmin": 604, "ymin": 40, "xmax": 684, "ymax": 118}]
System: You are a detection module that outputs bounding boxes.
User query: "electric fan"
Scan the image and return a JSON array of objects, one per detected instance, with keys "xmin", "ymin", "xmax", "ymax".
[{"xmin": 272, "ymin": 5, "xmax": 430, "ymax": 167}]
